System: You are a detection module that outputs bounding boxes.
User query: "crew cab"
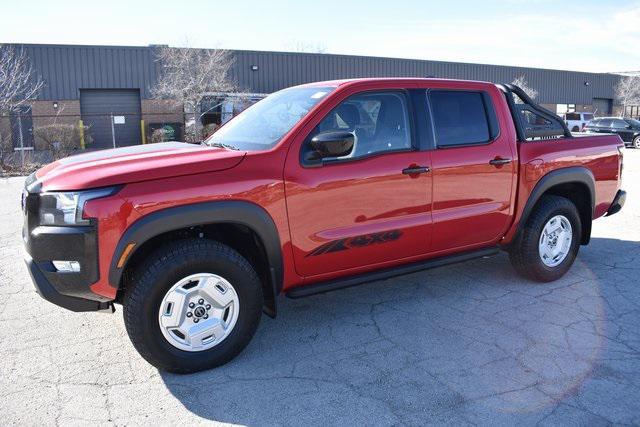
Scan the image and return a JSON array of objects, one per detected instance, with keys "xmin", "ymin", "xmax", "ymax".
[{"xmin": 22, "ymin": 78, "xmax": 625, "ymax": 373}]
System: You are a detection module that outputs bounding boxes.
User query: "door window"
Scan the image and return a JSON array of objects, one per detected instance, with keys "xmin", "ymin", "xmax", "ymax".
[
  {"xmin": 429, "ymin": 91, "xmax": 495, "ymax": 147},
  {"xmin": 310, "ymin": 91, "xmax": 412, "ymax": 160},
  {"xmin": 611, "ymin": 119, "xmax": 628, "ymax": 129}
]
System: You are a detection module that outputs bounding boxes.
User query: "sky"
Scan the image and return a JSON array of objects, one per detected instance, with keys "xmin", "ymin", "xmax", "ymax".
[{"xmin": 2, "ymin": 0, "xmax": 640, "ymax": 73}]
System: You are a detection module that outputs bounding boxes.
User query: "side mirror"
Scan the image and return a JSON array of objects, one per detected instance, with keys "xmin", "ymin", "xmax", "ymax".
[{"xmin": 309, "ymin": 131, "xmax": 354, "ymax": 160}]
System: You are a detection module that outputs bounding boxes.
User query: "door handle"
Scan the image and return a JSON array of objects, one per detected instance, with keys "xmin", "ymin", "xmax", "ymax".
[
  {"xmin": 402, "ymin": 166, "xmax": 430, "ymax": 175},
  {"xmin": 489, "ymin": 158, "xmax": 512, "ymax": 166}
]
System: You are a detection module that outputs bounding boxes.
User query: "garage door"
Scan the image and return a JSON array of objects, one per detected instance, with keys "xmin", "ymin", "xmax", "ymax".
[
  {"xmin": 593, "ymin": 98, "xmax": 613, "ymax": 116},
  {"xmin": 80, "ymin": 89, "xmax": 142, "ymax": 149}
]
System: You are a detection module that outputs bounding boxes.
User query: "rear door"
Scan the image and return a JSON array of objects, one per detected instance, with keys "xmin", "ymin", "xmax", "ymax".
[
  {"xmin": 564, "ymin": 112, "xmax": 580, "ymax": 131},
  {"xmin": 426, "ymin": 86, "xmax": 516, "ymax": 252},
  {"xmin": 284, "ymin": 84, "xmax": 433, "ymax": 277},
  {"xmin": 581, "ymin": 113, "xmax": 594, "ymax": 130},
  {"xmin": 596, "ymin": 119, "xmax": 613, "ymax": 134},
  {"xmin": 611, "ymin": 118, "xmax": 634, "ymax": 142}
]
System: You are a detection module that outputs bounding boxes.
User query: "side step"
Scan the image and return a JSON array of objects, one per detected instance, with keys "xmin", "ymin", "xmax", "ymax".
[{"xmin": 286, "ymin": 247, "xmax": 500, "ymax": 299}]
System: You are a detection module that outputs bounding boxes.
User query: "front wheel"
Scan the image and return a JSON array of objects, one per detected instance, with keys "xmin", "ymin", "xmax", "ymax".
[
  {"xmin": 123, "ymin": 239, "xmax": 263, "ymax": 373},
  {"xmin": 509, "ymin": 195, "xmax": 581, "ymax": 282},
  {"xmin": 633, "ymin": 135, "xmax": 640, "ymax": 149}
]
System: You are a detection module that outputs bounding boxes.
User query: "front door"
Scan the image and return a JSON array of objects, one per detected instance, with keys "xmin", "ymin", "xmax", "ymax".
[
  {"xmin": 284, "ymin": 88, "xmax": 432, "ymax": 278},
  {"xmin": 427, "ymin": 88, "xmax": 516, "ymax": 252}
]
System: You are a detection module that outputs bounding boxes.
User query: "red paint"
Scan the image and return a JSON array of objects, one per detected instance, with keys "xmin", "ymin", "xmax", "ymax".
[{"xmin": 34, "ymin": 78, "xmax": 623, "ymax": 300}]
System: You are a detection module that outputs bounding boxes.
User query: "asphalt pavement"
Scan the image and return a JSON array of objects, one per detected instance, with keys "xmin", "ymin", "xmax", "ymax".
[{"xmin": 1, "ymin": 150, "xmax": 639, "ymax": 426}]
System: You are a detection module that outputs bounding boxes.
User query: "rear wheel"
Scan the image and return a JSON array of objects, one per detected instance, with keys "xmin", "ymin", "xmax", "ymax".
[
  {"xmin": 509, "ymin": 195, "xmax": 581, "ymax": 282},
  {"xmin": 123, "ymin": 239, "xmax": 263, "ymax": 373}
]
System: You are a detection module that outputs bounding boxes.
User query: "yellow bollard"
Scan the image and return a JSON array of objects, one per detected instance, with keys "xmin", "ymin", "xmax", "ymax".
[
  {"xmin": 140, "ymin": 119, "xmax": 147, "ymax": 144},
  {"xmin": 78, "ymin": 119, "xmax": 85, "ymax": 150}
]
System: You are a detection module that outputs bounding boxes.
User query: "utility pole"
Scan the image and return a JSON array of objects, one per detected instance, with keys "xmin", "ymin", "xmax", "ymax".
[
  {"xmin": 17, "ymin": 113, "xmax": 25, "ymax": 169},
  {"xmin": 110, "ymin": 113, "xmax": 116, "ymax": 148}
]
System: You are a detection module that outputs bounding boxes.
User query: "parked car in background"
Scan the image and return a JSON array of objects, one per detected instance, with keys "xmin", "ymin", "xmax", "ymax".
[
  {"xmin": 563, "ymin": 112, "xmax": 594, "ymax": 132},
  {"xmin": 584, "ymin": 117, "xmax": 640, "ymax": 148}
]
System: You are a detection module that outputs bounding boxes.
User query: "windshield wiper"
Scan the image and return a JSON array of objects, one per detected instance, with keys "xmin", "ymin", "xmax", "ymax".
[{"xmin": 203, "ymin": 141, "xmax": 240, "ymax": 150}]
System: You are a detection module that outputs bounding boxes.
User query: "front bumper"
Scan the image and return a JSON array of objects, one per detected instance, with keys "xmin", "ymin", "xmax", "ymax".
[
  {"xmin": 606, "ymin": 190, "xmax": 626, "ymax": 216},
  {"xmin": 23, "ymin": 189, "xmax": 112, "ymax": 312},
  {"xmin": 24, "ymin": 253, "xmax": 112, "ymax": 312}
]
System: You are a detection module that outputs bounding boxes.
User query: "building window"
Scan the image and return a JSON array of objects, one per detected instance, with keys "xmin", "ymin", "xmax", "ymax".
[{"xmin": 556, "ymin": 104, "xmax": 576, "ymax": 115}]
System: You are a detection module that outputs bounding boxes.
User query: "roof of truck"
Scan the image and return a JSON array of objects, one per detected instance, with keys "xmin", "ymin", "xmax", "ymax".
[{"xmin": 296, "ymin": 77, "xmax": 494, "ymax": 88}]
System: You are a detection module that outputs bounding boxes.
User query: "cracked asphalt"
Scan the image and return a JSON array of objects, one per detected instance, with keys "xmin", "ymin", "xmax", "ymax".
[{"xmin": 1, "ymin": 151, "xmax": 639, "ymax": 426}]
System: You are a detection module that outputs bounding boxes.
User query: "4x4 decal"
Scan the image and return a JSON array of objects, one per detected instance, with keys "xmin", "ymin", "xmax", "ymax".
[{"xmin": 306, "ymin": 230, "xmax": 402, "ymax": 257}]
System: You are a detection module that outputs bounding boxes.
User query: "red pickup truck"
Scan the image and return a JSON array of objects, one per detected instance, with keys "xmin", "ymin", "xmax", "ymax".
[{"xmin": 23, "ymin": 78, "xmax": 625, "ymax": 373}]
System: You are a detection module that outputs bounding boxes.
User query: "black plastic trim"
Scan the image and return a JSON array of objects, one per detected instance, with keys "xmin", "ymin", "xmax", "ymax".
[
  {"xmin": 109, "ymin": 201, "xmax": 284, "ymax": 294},
  {"xmin": 27, "ymin": 225, "xmax": 102, "ymax": 300},
  {"xmin": 497, "ymin": 84, "xmax": 572, "ymax": 140},
  {"xmin": 409, "ymin": 89, "xmax": 434, "ymax": 151},
  {"xmin": 286, "ymin": 247, "xmax": 499, "ymax": 299},
  {"xmin": 514, "ymin": 167, "xmax": 595, "ymax": 245},
  {"xmin": 25, "ymin": 254, "xmax": 111, "ymax": 312},
  {"xmin": 606, "ymin": 190, "xmax": 626, "ymax": 216}
]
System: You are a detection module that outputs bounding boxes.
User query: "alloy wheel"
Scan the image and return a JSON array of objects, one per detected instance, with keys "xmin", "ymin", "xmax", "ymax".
[
  {"xmin": 158, "ymin": 273, "xmax": 240, "ymax": 352},
  {"xmin": 538, "ymin": 215, "xmax": 572, "ymax": 267}
]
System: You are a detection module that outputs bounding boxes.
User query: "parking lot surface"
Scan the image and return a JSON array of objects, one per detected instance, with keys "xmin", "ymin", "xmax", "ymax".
[{"xmin": 1, "ymin": 151, "xmax": 639, "ymax": 426}]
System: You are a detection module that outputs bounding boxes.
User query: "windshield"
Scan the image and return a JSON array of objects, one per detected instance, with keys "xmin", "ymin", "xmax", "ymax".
[{"xmin": 204, "ymin": 86, "xmax": 335, "ymax": 151}]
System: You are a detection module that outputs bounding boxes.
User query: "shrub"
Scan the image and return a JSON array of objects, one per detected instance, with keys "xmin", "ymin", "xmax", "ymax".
[
  {"xmin": 150, "ymin": 127, "xmax": 170, "ymax": 144},
  {"xmin": 34, "ymin": 123, "xmax": 92, "ymax": 159},
  {"xmin": 202, "ymin": 123, "xmax": 219, "ymax": 139}
]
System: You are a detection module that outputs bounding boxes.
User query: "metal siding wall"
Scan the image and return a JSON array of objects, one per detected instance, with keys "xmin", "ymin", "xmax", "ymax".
[
  {"xmin": 11, "ymin": 44, "xmax": 620, "ymax": 105},
  {"xmin": 12, "ymin": 44, "xmax": 156, "ymax": 100}
]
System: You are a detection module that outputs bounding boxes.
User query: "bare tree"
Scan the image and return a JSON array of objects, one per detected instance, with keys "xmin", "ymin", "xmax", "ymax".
[
  {"xmin": 0, "ymin": 45, "xmax": 43, "ymax": 113},
  {"xmin": 614, "ymin": 75, "xmax": 640, "ymax": 117},
  {"xmin": 0, "ymin": 45, "xmax": 43, "ymax": 171},
  {"xmin": 151, "ymin": 46, "xmax": 237, "ymax": 142},
  {"xmin": 511, "ymin": 75, "xmax": 538, "ymax": 100},
  {"xmin": 286, "ymin": 40, "xmax": 327, "ymax": 54}
]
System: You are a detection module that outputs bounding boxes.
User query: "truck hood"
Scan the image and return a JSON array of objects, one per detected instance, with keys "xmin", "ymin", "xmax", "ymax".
[{"xmin": 32, "ymin": 142, "xmax": 246, "ymax": 191}]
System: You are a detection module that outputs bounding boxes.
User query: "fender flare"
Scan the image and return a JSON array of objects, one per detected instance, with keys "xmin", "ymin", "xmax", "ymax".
[
  {"xmin": 515, "ymin": 166, "xmax": 595, "ymax": 244},
  {"xmin": 108, "ymin": 201, "xmax": 283, "ymax": 296}
]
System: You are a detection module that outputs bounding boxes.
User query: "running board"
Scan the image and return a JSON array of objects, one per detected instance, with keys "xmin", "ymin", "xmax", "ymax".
[{"xmin": 286, "ymin": 247, "xmax": 500, "ymax": 299}]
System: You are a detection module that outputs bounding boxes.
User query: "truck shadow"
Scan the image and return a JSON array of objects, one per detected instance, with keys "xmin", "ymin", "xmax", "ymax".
[{"xmin": 159, "ymin": 237, "xmax": 640, "ymax": 425}]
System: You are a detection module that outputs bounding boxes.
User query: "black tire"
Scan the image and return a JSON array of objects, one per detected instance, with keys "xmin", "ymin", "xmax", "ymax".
[
  {"xmin": 123, "ymin": 239, "xmax": 263, "ymax": 373},
  {"xmin": 633, "ymin": 135, "xmax": 640, "ymax": 149},
  {"xmin": 509, "ymin": 195, "xmax": 581, "ymax": 282},
  {"xmin": 571, "ymin": 126, "xmax": 579, "ymax": 132}
]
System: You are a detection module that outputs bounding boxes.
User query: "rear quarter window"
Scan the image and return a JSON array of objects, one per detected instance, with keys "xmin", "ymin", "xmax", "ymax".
[
  {"xmin": 429, "ymin": 91, "xmax": 496, "ymax": 147},
  {"xmin": 565, "ymin": 113, "xmax": 580, "ymax": 120}
]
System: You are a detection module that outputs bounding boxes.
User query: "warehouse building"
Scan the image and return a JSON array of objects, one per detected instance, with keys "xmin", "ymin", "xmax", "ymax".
[{"xmin": 3, "ymin": 43, "xmax": 623, "ymax": 150}]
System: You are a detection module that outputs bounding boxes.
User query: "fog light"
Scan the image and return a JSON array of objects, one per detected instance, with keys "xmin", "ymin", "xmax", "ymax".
[{"xmin": 52, "ymin": 260, "xmax": 81, "ymax": 273}]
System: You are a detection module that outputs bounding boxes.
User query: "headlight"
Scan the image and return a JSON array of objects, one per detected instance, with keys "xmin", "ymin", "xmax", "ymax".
[{"xmin": 39, "ymin": 187, "xmax": 119, "ymax": 226}]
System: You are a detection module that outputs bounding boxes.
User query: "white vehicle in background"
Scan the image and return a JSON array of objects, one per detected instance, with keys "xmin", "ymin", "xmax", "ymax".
[{"xmin": 563, "ymin": 112, "xmax": 594, "ymax": 132}]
